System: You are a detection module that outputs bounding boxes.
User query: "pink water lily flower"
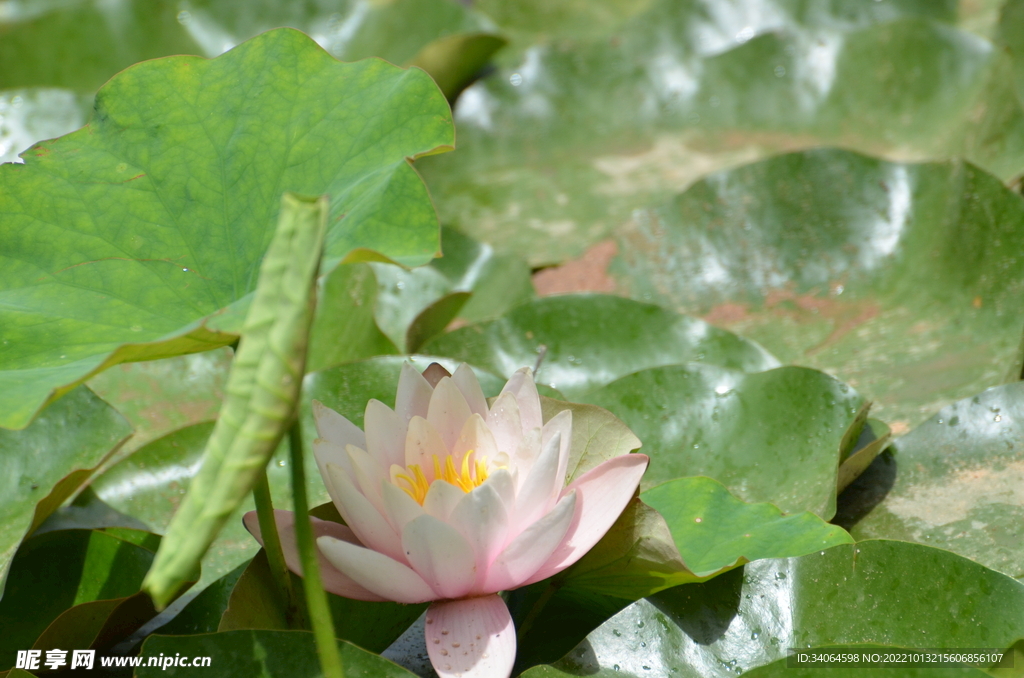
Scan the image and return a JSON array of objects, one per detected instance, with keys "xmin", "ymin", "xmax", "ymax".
[{"xmin": 245, "ymin": 362, "xmax": 648, "ymax": 678}]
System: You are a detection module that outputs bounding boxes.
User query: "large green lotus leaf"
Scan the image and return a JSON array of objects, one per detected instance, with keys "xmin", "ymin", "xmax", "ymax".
[
  {"xmin": 0, "ymin": 0, "xmax": 500, "ymax": 94},
  {"xmin": 90, "ymin": 422, "xmax": 307, "ymax": 593},
  {"xmin": 0, "ymin": 386, "xmax": 132, "ymax": 596},
  {"xmin": 0, "ymin": 529, "xmax": 160, "ymax": 670},
  {"xmin": 419, "ymin": 1, "xmax": 1024, "ymax": 266},
  {"xmin": 150, "ymin": 560, "xmax": 248, "ymax": 636},
  {"xmin": 580, "ymin": 364, "xmax": 864, "ymax": 517},
  {"xmin": 422, "ymin": 295, "xmax": 779, "ymax": 399},
  {"xmin": 522, "ymin": 540, "xmax": 1024, "ymax": 678},
  {"xmin": 840, "ymin": 381, "xmax": 1024, "ymax": 582},
  {"xmin": 137, "ymin": 629, "xmax": 417, "ymax": 677},
  {"xmin": 613, "ymin": 150, "xmax": 1024, "ymax": 427},
  {"xmin": 0, "ymin": 28, "xmax": 454, "ymax": 431}
]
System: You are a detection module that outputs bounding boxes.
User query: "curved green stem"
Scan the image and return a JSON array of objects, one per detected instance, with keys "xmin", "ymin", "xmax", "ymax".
[
  {"xmin": 289, "ymin": 418, "xmax": 345, "ymax": 678},
  {"xmin": 252, "ymin": 468, "xmax": 303, "ymax": 627}
]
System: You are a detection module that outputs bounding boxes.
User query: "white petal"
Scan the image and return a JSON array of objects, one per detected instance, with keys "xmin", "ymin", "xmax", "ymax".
[
  {"xmin": 452, "ymin": 363, "xmax": 489, "ymax": 418},
  {"xmin": 243, "ymin": 510, "xmax": 385, "ymax": 602},
  {"xmin": 509, "ymin": 432, "xmax": 562, "ymax": 538},
  {"xmin": 509, "ymin": 428, "xmax": 540, "ymax": 491},
  {"xmin": 451, "ymin": 414, "xmax": 499, "ymax": 468},
  {"xmin": 381, "ymin": 480, "xmax": 425, "ymax": 533},
  {"xmin": 422, "ymin": 480, "xmax": 467, "ymax": 522},
  {"xmin": 427, "ymin": 377, "xmax": 474, "ymax": 451},
  {"xmin": 523, "ymin": 454, "xmax": 649, "ymax": 585},
  {"xmin": 364, "ymin": 399, "xmax": 406, "ymax": 470},
  {"xmin": 541, "ymin": 409, "xmax": 572, "ymax": 491},
  {"xmin": 485, "ymin": 392, "xmax": 522, "ymax": 457},
  {"xmin": 483, "ymin": 491, "xmax": 577, "ymax": 592},
  {"xmin": 313, "ymin": 439, "xmax": 351, "ymax": 508},
  {"xmin": 500, "ymin": 367, "xmax": 542, "ymax": 435},
  {"xmin": 483, "ymin": 468, "xmax": 516, "ymax": 519},
  {"xmin": 326, "ymin": 462, "xmax": 405, "ymax": 564},
  {"xmin": 422, "ymin": 362, "xmax": 453, "ymax": 386},
  {"xmin": 449, "ymin": 483, "xmax": 509, "ymax": 589},
  {"xmin": 317, "ymin": 535, "xmax": 436, "ymax": 604},
  {"xmin": 312, "ymin": 400, "xmax": 366, "ymax": 450},
  {"xmin": 406, "ymin": 416, "xmax": 448, "ymax": 474},
  {"xmin": 396, "ymin": 362, "xmax": 434, "ymax": 423},
  {"xmin": 425, "ymin": 595, "xmax": 515, "ymax": 678},
  {"xmin": 346, "ymin": 444, "xmax": 387, "ymax": 516},
  {"xmin": 402, "ymin": 514, "xmax": 477, "ymax": 599}
]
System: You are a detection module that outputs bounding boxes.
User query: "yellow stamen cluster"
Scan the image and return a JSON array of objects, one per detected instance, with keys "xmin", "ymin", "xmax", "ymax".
[{"xmin": 394, "ymin": 451, "xmax": 490, "ymax": 505}]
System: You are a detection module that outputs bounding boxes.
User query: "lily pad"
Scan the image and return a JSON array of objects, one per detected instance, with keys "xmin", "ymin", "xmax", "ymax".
[
  {"xmin": 580, "ymin": 364, "xmax": 865, "ymax": 517},
  {"xmin": 523, "ymin": 540, "xmax": 1024, "ymax": 677},
  {"xmin": 422, "ymin": 294, "xmax": 779, "ymax": 399},
  {"xmin": 840, "ymin": 381, "xmax": 1024, "ymax": 582},
  {"xmin": 612, "ymin": 150, "xmax": 1024, "ymax": 427},
  {"xmin": 554, "ymin": 477, "xmax": 852, "ymax": 600},
  {"xmin": 0, "ymin": 386, "xmax": 132, "ymax": 596},
  {"xmin": 137, "ymin": 629, "xmax": 417, "ymax": 677},
  {"xmin": 0, "ymin": 529, "xmax": 165, "ymax": 671},
  {"xmin": 419, "ymin": 1, "xmax": 1024, "ymax": 266},
  {"xmin": 0, "ymin": 27, "xmax": 453, "ymax": 430}
]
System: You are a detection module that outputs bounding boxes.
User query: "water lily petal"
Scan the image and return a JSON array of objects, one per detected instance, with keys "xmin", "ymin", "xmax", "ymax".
[
  {"xmin": 243, "ymin": 509, "xmax": 385, "ymax": 602},
  {"xmin": 452, "ymin": 414, "xmax": 499, "ymax": 468},
  {"xmin": 312, "ymin": 400, "xmax": 366, "ymax": 450},
  {"xmin": 452, "ymin": 363, "xmax": 488, "ymax": 418},
  {"xmin": 364, "ymin": 399, "xmax": 406, "ymax": 470},
  {"xmin": 406, "ymin": 416, "xmax": 449, "ymax": 473},
  {"xmin": 484, "ymin": 468, "xmax": 516, "ymax": 518},
  {"xmin": 541, "ymin": 409, "xmax": 572, "ymax": 492},
  {"xmin": 326, "ymin": 462, "xmax": 405, "ymax": 563},
  {"xmin": 396, "ymin": 362, "xmax": 434, "ymax": 423},
  {"xmin": 425, "ymin": 594, "xmax": 515, "ymax": 678},
  {"xmin": 483, "ymin": 491, "xmax": 576, "ymax": 592},
  {"xmin": 402, "ymin": 514, "xmax": 477, "ymax": 599},
  {"xmin": 381, "ymin": 479, "xmax": 425, "ymax": 532},
  {"xmin": 509, "ymin": 431, "xmax": 562, "ymax": 537},
  {"xmin": 508, "ymin": 428, "xmax": 540, "ymax": 493},
  {"xmin": 523, "ymin": 453, "xmax": 649, "ymax": 585},
  {"xmin": 485, "ymin": 392, "xmax": 522, "ymax": 457},
  {"xmin": 449, "ymin": 483, "xmax": 509, "ymax": 588},
  {"xmin": 346, "ymin": 444, "xmax": 388, "ymax": 515},
  {"xmin": 427, "ymin": 377, "xmax": 474, "ymax": 451},
  {"xmin": 317, "ymin": 535, "xmax": 436, "ymax": 604},
  {"xmin": 312, "ymin": 438, "xmax": 350, "ymax": 506},
  {"xmin": 422, "ymin": 480, "xmax": 466, "ymax": 522},
  {"xmin": 500, "ymin": 367, "xmax": 542, "ymax": 435}
]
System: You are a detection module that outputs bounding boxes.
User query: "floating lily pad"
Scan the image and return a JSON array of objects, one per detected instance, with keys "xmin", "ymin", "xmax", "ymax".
[
  {"xmin": 423, "ymin": 295, "xmax": 779, "ymax": 399},
  {"xmin": 523, "ymin": 540, "xmax": 1024, "ymax": 677},
  {"xmin": 840, "ymin": 381, "xmax": 1024, "ymax": 582},
  {"xmin": 612, "ymin": 150, "xmax": 1024, "ymax": 427},
  {"xmin": 0, "ymin": 529, "xmax": 167, "ymax": 671},
  {"xmin": 420, "ymin": 1, "xmax": 1024, "ymax": 266},
  {"xmin": 0, "ymin": 28, "xmax": 453, "ymax": 430},
  {"xmin": 0, "ymin": 387, "xmax": 132, "ymax": 595},
  {"xmin": 580, "ymin": 364, "xmax": 864, "ymax": 517}
]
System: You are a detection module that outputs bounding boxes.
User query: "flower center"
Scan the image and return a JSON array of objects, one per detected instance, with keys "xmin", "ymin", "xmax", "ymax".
[{"xmin": 393, "ymin": 451, "xmax": 491, "ymax": 505}]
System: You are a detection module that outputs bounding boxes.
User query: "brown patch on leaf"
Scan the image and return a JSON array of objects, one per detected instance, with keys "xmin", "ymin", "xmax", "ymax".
[
  {"xmin": 702, "ymin": 302, "xmax": 750, "ymax": 325},
  {"xmin": 532, "ymin": 240, "xmax": 619, "ymax": 296}
]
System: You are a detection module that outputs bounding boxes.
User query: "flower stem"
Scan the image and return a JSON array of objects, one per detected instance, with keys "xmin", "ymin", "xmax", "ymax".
[
  {"xmin": 252, "ymin": 468, "xmax": 304, "ymax": 628},
  {"xmin": 515, "ymin": 581, "xmax": 558, "ymax": 645},
  {"xmin": 288, "ymin": 417, "xmax": 345, "ymax": 678}
]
